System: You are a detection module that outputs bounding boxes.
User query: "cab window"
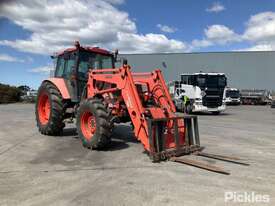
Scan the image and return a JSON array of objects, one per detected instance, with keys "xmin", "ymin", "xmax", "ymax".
[
  {"xmin": 78, "ymin": 51, "xmax": 113, "ymax": 79},
  {"xmin": 55, "ymin": 55, "xmax": 65, "ymax": 77},
  {"xmin": 78, "ymin": 52, "xmax": 95, "ymax": 79},
  {"xmin": 55, "ymin": 53, "xmax": 76, "ymax": 78},
  {"xmin": 63, "ymin": 53, "xmax": 76, "ymax": 78},
  {"xmin": 94, "ymin": 54, "xmax": 113, "ymax": 69}
]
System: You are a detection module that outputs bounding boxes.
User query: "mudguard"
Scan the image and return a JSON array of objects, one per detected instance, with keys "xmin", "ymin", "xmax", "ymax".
[{"xmin": 43, "ymin": 78, "xmax": 71, "ymax": 99}]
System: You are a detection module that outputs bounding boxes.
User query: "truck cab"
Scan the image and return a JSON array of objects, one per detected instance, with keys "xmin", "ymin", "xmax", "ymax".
[
  {"xmin": 225, "ymin": 88, "xmax": 241, "ymax": 105},
  {"xmin": 168, "ymin": 72, "xmax": 227, "ymax": 114}
]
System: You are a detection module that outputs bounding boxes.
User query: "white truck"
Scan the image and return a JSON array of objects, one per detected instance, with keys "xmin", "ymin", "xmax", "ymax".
[
  {"xmin": 168, "ymin": 72, "xmax": 227, "ymax": 114},
  {"xmin": 225, "ymin": 87, "xmax": 241, "ymax": 105}
]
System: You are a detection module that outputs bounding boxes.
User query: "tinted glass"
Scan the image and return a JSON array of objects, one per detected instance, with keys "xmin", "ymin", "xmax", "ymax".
[
  {"xmin": 78, "ymin": 51, "xmax": 113, "ymax": 79},
  {"xmin": 94, "ymin": 54, "xmax": 113, "ymax": 69},
  {"xmin": 197, "ymin": 76, "xmax": 206, "ymax": 87},
  {"xmin": 181, "ymin": 75, "xmax": 188, "ymax": 84},
  {"xmin": 196, "ymin": 75, "xmax": 226, "ymax": 88},
  {"xmin": 78, "ymin": 51, "xmax": 95, "ymax": 78},
  {"xmin": 55, "ymin": 56, "xmax": 65, "ymax": 77},
  {"xmin": 226, "ymin": 90, "xmax": 240, "ymax": 98},
  {"xmin": 62, "ymin": 53, "xmax": 76, "ymax": 78}
]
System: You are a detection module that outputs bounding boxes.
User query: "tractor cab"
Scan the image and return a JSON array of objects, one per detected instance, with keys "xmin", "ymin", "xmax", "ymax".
[{"xmin": 53, "ymin": 42, "xmax": 115, "ymax": 102}]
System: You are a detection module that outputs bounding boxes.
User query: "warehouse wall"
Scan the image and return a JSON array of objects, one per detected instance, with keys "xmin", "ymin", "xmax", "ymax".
[{"xmin": 119, "ymin": 51, "xmax": 275, "ymax": 90}]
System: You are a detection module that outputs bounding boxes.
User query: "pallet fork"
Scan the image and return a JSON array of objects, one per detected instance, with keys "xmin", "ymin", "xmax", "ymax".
[{"xmin": 148, "ymin": 114, "xmax": 249, "ymax": 175}]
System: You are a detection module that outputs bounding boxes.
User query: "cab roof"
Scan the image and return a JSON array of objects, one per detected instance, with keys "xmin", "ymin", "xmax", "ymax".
[
  {"xmin": 225, "ymin": 87, "xmax": 239, "ymax": 91},
  {"xmin": 56, "ymin": 46, "xmax": 111, "ymax": 56},
  {"xmin": 181, "ymin": 72, "xmax": 225, "ymax": 76}
]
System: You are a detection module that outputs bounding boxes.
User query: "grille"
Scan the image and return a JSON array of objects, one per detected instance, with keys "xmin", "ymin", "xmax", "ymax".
[{"xmin": 202, "ymin": 89, "xmax": 223, "ymax": 108}]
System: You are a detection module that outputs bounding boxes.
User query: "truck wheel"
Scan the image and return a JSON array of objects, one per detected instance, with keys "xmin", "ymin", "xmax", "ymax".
[
  {"xmin": 76, "ymin": 98, "xmax": 113, "ymax": 149},
  {"xmin": 35, "ymin": 81, "xmax": 65, "ymax": 135}
]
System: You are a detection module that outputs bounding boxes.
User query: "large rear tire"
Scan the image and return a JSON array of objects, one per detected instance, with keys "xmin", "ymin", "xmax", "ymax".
[
  {"xmin": 76, "ymin": 98, "xmax": 113, "ymax": 149},
  {"xmin": 35, "ymin": 81, "xmax": 65, "ymax": 135}
]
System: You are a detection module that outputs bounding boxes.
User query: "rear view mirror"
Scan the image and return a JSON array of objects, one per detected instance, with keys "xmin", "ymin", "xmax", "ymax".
[
  {"xmin": 64, "ymin": 52, "xmax": 70, "ymax": 60},
  {"xmin": 114, "ymin": 49, "xmax": 119, "ymax": 62}
]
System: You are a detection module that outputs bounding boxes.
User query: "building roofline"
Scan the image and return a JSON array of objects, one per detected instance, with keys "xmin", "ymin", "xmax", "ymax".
[{"xmin": 120, "ymin": 50, "xmax": 275, "ymax": 56}]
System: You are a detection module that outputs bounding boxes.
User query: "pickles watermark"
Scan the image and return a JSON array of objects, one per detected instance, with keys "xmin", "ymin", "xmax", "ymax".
[{"xmin": 224, "ymin": 191, "xmax": 270, "ymax": 203}]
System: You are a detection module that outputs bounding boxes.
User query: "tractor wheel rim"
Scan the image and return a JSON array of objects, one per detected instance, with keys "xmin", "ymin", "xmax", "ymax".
[
  {"xmin": 38, "ymin": 93, "xmax": 50, "ymax": 125},
  {"xmin": 81, "ymin": 111, "xmax": 96, "ymax": 140}
]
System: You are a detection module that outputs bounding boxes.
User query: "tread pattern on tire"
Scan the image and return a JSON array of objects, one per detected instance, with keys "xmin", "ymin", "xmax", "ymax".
[
  {"xmin": 35, "ymin": 81, "xmax": 65, "ymax": 135},
  {"xmin": 76, "ymin": 98, "xmax": 113, "ymax": 149}
]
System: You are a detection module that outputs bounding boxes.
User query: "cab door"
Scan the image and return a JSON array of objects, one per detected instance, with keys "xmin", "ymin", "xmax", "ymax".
[
  {"xmin": 76, "ymin": 51, "xmax": 96, "ymax": 100},
  {"xmin": 55, "ymin": 52, "xmax": 78, "ymax": 102}
]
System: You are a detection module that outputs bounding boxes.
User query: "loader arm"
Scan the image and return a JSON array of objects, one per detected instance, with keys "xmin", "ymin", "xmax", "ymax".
[
  {"xmin": 87, "ymin": 66, "xmax": 150, "ymax": 150},
  {"xmin": 85, "ymin": 65, "xmax": 200, "ymax": 160}
]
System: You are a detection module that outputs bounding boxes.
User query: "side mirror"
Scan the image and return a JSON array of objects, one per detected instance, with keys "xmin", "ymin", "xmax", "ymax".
[
  {"xmin": 64, "ymin": 52, "xmax": 70, "ymax": 60},
  {"xmin": 114, "ymin": 49, "xmax": 119, "ymax": 62},
  {"xmin": 122, "ymin": 58, "xmax": 128, "ymax": 65}
]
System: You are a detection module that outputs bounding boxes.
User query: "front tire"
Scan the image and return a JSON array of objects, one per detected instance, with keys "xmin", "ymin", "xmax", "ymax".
[
  {"xmin": 76, "ymin": 98, "xmax": 113, "ymax": 149},
  {"xmin": 35, "ymin": 81, "xmax": 65, "ymax": 135}
]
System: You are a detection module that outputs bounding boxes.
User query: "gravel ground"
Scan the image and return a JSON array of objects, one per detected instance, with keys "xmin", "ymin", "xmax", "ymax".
[{"xmin": 0, "ymin": 104, "xmax": 274, "ymax": 206}]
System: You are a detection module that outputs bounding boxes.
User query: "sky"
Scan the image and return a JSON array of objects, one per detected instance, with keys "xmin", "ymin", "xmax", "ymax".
[{"xmin": 1, "ymin": 0, "xmax": 275, "ymax": 89}]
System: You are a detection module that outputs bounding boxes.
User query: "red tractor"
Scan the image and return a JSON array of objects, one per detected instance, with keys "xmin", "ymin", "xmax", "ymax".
[{"xmin": 35, "ymin": 42, "xmax": 247, "ymax": 173}]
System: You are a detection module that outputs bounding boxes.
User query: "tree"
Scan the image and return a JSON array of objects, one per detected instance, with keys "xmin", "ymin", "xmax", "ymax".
[
  {"xmin": 17, "ymin": 85, "xmax": 31, "ymax": 96},
  {"xmin": 0, "ymin": 83, "xmax": 21, "ymax": 103}
]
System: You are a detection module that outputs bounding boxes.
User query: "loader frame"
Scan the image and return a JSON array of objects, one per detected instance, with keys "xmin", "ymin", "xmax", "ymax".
[{"xmin": 86, "ymin": 65, "xmax": 197, "ymax": 159}]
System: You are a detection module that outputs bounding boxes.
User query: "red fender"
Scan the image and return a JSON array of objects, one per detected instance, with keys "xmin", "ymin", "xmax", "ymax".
[{"xmin": 43, "ymin": 78, "xmax": 71, "ymax": 99}]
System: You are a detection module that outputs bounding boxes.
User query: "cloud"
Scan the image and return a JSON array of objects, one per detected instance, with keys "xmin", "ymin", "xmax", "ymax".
[
  {"xmin": 0, "ymin": 0, "xmax": 187, "ymax": 54},
  {"xmin": 29, "ymin": 65, "xmax": 53, "ymax": 74},
  {"xmin": 205, "ymin": 25, "xmax": 241, "ymax": 44},
  {"xmin": 157, "ymin": 24, "xmax": 177, "ymax": 33},
  {"xmin": 238, "ymin": 11, "xmax": 275, "ymax": 51},
  {"xmin": 191, "ymin": 39, "xmax": 213, "ymax": 48},
  {"xmin": 0, "ymin": 53, "xmax": 24, "ymax": 62},
  {"xmin": 243, "ymin": 12, "xmax": 275, "ymax": 43},
  {"xmin": 206, "ymin": 2, "xmax": 225, "ymax": 13},
  {"xmin": 115, "ymin": 33, "xmax": 186, "ymax": 53},
  {"xmin": 191, "ymin": 25, "xmax": 241, "ymax": 49},
  {"xmin": 236, "ymin": 44, "xmax": 273, "ymax": 51}
]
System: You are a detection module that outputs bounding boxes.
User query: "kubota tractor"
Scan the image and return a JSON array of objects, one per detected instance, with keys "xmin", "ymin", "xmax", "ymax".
[{"xmin": 35, "ymin": 42, "xmax": 248, "ymax": 174}]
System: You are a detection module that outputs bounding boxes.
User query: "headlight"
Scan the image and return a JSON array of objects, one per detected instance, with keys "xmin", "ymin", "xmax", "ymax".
[{"xmin": 201, "ymin": 91, "xmax": 206, "ymax": 97}]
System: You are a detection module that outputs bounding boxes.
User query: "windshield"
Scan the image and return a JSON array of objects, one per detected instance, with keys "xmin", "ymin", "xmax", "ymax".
[
  {"xmin": 196, "ymin": 75, "xmax": 227, "ymax": 88},
  {"xmin": 78, "ymin": 51, "xmax": 113, "ymax": 78},
  {"xmin": 226, "ymin": 90, "xmax": 240, "ymax": 98}
]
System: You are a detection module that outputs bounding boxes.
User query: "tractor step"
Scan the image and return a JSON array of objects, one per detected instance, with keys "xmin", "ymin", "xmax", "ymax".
[{"xmin": 170, "ymin": 152, "xmax": 249, "ymax": 175}]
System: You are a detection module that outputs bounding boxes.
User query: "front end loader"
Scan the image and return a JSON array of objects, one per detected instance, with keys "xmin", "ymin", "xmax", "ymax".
[{"xmin": 35, "ymin": 42, "xmax": 248, "ymax": 174}]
